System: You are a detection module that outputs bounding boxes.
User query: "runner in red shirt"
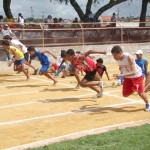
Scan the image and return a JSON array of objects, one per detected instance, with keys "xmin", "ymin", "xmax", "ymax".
[{"xmin": 66, "ymin": 49, "xmax": 106, "ymax": 98}]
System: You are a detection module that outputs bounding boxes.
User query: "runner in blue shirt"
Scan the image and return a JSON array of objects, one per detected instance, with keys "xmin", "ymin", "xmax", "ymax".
[{"xmin": 27, "ymin": 46, "xmax": 57, "ymax": 85}]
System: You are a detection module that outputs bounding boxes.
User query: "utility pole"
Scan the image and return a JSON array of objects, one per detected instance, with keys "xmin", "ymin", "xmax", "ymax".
[{"xmin": 31, "ymin": 6, "xmax": 34, "ymax": 19}]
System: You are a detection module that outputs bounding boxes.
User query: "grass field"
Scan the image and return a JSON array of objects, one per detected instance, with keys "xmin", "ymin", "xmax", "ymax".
[{"xmin": 29, "ymin": 124, "xmax": 150, "ymax": 150}]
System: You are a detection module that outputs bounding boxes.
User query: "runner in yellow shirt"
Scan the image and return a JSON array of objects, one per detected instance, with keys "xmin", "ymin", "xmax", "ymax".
[{"xmin": 2, "ymin": 40, "xmax": 29, "ymax": 80}]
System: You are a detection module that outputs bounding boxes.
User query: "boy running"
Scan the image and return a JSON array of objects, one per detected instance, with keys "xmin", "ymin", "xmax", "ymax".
[
  {"xmin": 27, "ymin": 46, "xmax": 57, "ymax": 85},
  {"xmin": 4, "ymin": 35, "xmax": 38, "ymax": 75},
  {"xmin": 96, "ymin": 58, "xmax": 110, "ymax": 80},
  {"xmin": 111, "ymin": 45, "xmax": 150, "ymax": 111},
  {"xmin": 66, "ymin": 49, "xmax": 106, "ymax": 98},
  {"xmin": 2, "ymin": 40, "xmax": 29, "ymax": 80}
]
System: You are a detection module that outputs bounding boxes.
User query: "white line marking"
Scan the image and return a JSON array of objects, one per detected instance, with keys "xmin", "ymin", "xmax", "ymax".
[
  {"xmin": 0, "ymin": 101, "xmax": 137, "ymax": 126},
  {"xmin": 5, "ymin": 119, "xmax": 150, "ymax": 150},
  {"xmin": 0, "ymin": 82, "xmax": 43, "ymax": 88},
  {"xmin": 106, "ymin": 93, "xmax": 144, "ymax": 104},
  {"xmin": 0, "ymin": 93, "xmax": 94, "ymax": 109}
]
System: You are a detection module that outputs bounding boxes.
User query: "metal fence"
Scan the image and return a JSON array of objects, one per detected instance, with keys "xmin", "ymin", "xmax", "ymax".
[{"xmin": 1, "ymin": 22, "xmax": 150, "ymax": 47}]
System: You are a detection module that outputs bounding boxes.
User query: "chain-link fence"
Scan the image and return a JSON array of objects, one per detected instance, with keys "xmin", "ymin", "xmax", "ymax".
[{"xmin": 1, "ymin": 22, "xmax": 150, "ymax": 47}]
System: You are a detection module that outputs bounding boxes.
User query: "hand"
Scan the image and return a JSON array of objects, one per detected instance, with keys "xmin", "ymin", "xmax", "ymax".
[
  {"xmin": 113, "ymin": 74, "xmax": 123, "ymax": 78},
  {"xmin": 8, "ymin": 62, "xmax": 12, "ymax": 67}
]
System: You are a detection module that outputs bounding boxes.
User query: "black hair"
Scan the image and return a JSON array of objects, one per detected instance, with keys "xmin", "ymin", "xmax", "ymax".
[
  {"xmin": 61, "ymin": 50, "xmax": 67, "ymax": 58},
  {"xmin": 2, "ymin": 40, "xmax": 10, "ymax": 46},
  {"xmin": 96, "ymin": 58, "xmax": 103, "ymax": 64},
  {"xmin": 27, "ymin": 46, "xmax": 35, "ymax": 52},
  {"xmin": 3, "ymin": 35, "xmax": 12, "ymax": 40},
  {"xmin": 111, "ymin": 45, "xmax": 123, "ymax": 54},
  {"xmin": 76, "ymin": 51, "xmax": 81, "ymax": 54},
  {"xmin": 66, "ymin": 49, "xmax": 75, "ymax": 56}
]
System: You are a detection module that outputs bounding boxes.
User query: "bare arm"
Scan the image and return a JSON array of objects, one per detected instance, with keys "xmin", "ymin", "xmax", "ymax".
[
  {"xmin": 41, "ymin": 50, "xmax": 57, "ymax": 59},
  {"xmin": 105, "ymin": 70, "xmax": 110, "ymax": 80},
  {"xmin": 8, "ymin": 48, "xmax": 17, "ymax": 66},
  {"xmin": 84, "ymin": 50, "xmax": 107, "ymax": 57},
  {"xmin": 113, "ymin": 55, "xmax": 136, "ymax": 78},
  {"xmin": 145, "ymin": 60, "xmax": 148, "ymax": 78}
]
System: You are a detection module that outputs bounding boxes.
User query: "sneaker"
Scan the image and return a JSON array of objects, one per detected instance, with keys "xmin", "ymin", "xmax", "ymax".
[
  {"xmin": 98, "ymin": 81, "xmax": 104, "ymax": 92},
  {"xmin": 92, "ymin": 93, "xmax": 103, "ymax": 99},
  {"xmin": 145, "ymin": 104, "xmax": 150, "ymax": 112},
  {"xmin": 33, "ymin": 68, "xmax": 39, "ymax": 75}
]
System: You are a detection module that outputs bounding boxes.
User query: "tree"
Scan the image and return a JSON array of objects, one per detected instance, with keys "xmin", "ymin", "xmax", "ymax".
[
  {"xmin": 139, "ymin": 0, "xmax": 150, "ymax": 27},
  {"xmin": 51, "ymin": 0, "xmax": 130, "ymax": 21},
  {"xmin": 3, "ymin": 0, "xmax": 14, "ymax": 19}
]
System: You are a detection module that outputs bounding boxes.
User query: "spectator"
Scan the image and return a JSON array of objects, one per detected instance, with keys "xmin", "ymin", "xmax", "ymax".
[
  {"xmin": 111, "ymin": 13, "xmax": 117, "ymax": 27},
  {"xmin": 0, "ymin": 15, "xmax": 4, "ymax": 22},
  {"xmin": 47, "ymin": 15, "xmax": 53, "ymax": 28},
  {"xmin": 71, "ymin": 17, "xmax": 80, "ymax": 28},
  {"xmin": 18, "ymin": 13, "xmax": 25, "ymax": 39},
  {"xmin": 89, "ymin": 11, "xmax": 95, "ymax": 22},
  {"xmin": 59, "ymin": 18, "xmax": 64, "ymax": 28},
  {"xmin": 0, "ymin": 24, "xmax": 13, "ymax": 61}
]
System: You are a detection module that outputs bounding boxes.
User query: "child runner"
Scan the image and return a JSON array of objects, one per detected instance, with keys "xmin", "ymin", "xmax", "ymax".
[
  {"xmin": 135, "ymin": 50, "xmax": 148, "ymax": 79},
  {"xmin": 2, "ymin": 40, "xmax": 29, "ymax": 80},
  {"xmin": 66, "ymin": 49, "xmax": 106, "ymax": 98},
  {"xmin": 4, "ymin": 35, "xmax": 38, "ymax": 75},
  {"xmin": 27, "ymin": 46, "xmax": 57, "ymax": 85},
  {"xmin": 111, "ymin": 45, "xmax": 150, "ymax": 111},
  {"xmin": 96, "ymin": 58, "xmax": 110, "ymax": 80}
]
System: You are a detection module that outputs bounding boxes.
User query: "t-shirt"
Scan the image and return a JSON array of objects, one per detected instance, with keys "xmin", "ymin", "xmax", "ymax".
[
  {"xmin": 30, "ymin": 50, "xmax": 49, "ymax": 65},
  {"xmin": 97, "ymin": 65, "xmax": 106, "ymax": 77},
  {"xmin": 8, "ymin": 46, "xmax": 24, "ymax": 60},
  {"xmin": 10, "ymin": 39, "xmax": 27, "ymax": 54},
  {"xmin": 135, "ymin": 58, "xmax": 147, "ymax": 75},
  {"xmin": 116, "ymin": 53, "xmax": 142, "ymax": 78}
]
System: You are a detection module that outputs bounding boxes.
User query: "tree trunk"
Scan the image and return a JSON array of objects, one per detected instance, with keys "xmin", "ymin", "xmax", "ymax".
[
  {"xmin": 70, "ymin": 0, "xmax": 84, "ymax": 20},
  {"xmin": 3, "ymin": 0, "xmax": 14, "ymax": 19},
  {"xmin": 94, "ymin": 0, "xmax": 127, "ymax": 21},
  {"xmin": 139, "ymin": 0, "xmax": 149, "ymax": 27},
  {"xmin": 85, "ymin": 0, "xmax": 93, "ymax": 16}
]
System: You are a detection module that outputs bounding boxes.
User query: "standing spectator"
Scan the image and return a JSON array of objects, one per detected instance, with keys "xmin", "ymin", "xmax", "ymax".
[
  {"xmin": 111, "ymin": 13, "xmax": 117, "ymax": 27},
  {"xmin": 18, "ymin": 13, "xmax": 25, "ymax": 39},
  {"xmin": 1, "ymin": 23, "xmax": 13, "ymax": 61},
  {"xmin": 59, "ymin": 18, "xmax": 64, "ymax": 28},
  {"xmin": 0, "ymin": 15, "xmax": 4, "ymax": 23},
  {"xmin": 47, "ymin": 15, "xmax": 53, "ymax": 28},
  {"xmin": 89, "ymin": 11, "xmax": 95, "ymax": 22}
]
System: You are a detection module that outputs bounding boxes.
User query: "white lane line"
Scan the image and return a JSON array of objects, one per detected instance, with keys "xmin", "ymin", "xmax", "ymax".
[
  {"xmin": 0, "ymin": 93, "xmax": 94, "ymax": 109},
  {"xmin": 0, "ymin": 82, "xmax": 43, "ymax": 88},
  {"xmin": 5, "ymin": 119, "xmax": 150, "ymax": 150},
  {"xmin": 106, "ymin": 93, "xmax": 144, "ymax": 103},
  {"xmin": 0, "ymin": 101, "xmax": 137, "ymax": 126},
  {"xmin": 0, "ymin": 91, "xmax": 39, "ymax": 97}
]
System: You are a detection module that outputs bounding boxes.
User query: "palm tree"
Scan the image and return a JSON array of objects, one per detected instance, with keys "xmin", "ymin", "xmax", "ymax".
[
  {"xmin": 139, "ymin": 0, "xmax": 150, "ymax": 27},
  {"xmin": 3, "ymin": 0, "xmax": 14, "ymax": 19}
]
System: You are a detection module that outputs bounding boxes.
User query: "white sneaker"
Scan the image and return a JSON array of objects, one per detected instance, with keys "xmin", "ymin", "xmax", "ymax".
[
  {"xmin": 98, "ymin": 81, "xmax": 104, "ymax": 92},
  {"xmin": 92, "ymin": 93, "xmax": 103, "ymax": 99},
  {"xmin": 145, "ymin": 104, "xmax": 150, "ymax": 112}
]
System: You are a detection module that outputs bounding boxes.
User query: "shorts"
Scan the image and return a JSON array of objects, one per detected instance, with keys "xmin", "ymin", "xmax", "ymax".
[
  {"xmin": 40, "ymin": 63, "xmax": 50, "ymax": 73},
  {"xmin": 84, "ymin": 69, "xmax": 97, "ymax": 81},
  {"xmin": 123, "ymin": 76, "xmax": 144, "ymax": 96},
  {"xmin": 14, "ymin": 58, "xmax": 25, "ymax": 65},
  {"xmin": 24, "ymin": 53, "xmax": 30, "ymax": 62}
]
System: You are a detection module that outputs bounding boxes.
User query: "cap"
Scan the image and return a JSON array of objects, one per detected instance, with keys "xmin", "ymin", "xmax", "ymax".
[
  {"xmin": 3, "ymin": 35, "xmax": 12, "ymax": 40},
  {"xmin": 136, "ymin": 50, "xmax": 143, "ymax": 55},
  {"xmin": 4, "ymin": 23, "xmax": 8, "ymax": 27}
]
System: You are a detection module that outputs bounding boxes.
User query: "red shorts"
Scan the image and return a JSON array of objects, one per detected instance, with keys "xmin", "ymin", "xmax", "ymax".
[
  {"xmin": 53, "ymin": 63, "xmax": 59, "ymax": 71},
  {"xmin": 123, "ymin": 76, "xmax": 144, "ymax": 96}
]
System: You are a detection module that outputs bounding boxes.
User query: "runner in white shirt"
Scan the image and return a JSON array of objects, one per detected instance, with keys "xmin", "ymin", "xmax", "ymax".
[
  {"xmin": 111, "ymin": 45, "xmax": 150, "ymax": 111},
  {"xmin": 4, "ymin": 35, "xmax": 38, "ymax": 75}
]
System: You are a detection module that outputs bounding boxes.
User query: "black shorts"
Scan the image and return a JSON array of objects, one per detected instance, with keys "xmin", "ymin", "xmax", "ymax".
[
  {"xmin": 24, "ymin": 53, "xmax": 30, "ymax": 62},
  {"xmin": 84, "ymin": 69, "xmax": 97, "ymax": 81}
]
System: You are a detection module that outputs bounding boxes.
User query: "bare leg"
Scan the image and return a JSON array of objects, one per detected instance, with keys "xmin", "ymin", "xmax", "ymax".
[
  {"xmin": 43, "ymin": 72, "xmax": 58, "ymax": 85},
  {"xmin": 138, "ymin": 92, "xmax": 149, "ymax": 104},
  {"xmin": 20, "ymin": 64, "xmax": 30, "ymax": 80},
  {"xmin": 144, "ymin": 72, "xmax": 150, "ymax": 92}
]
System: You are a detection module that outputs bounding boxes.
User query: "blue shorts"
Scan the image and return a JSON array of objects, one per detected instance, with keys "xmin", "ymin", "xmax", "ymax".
[
  {"xmin": 40, "ymin": 63, "xmax": 50, "ymax": 73},
  {"xmin": 14, "ymin": 58, "xmax": 25, "ymax": 65}
]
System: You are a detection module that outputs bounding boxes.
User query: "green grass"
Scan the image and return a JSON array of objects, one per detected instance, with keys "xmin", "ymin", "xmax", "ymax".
[{"xmin": 28, "ymin": 124, "xmax": 150, "ymax": 150}]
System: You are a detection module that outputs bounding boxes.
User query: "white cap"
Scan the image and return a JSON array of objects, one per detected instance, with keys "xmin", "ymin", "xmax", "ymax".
[{"xmin": 136, "ymin": 50, "xmax": 143, "ymax": 54}]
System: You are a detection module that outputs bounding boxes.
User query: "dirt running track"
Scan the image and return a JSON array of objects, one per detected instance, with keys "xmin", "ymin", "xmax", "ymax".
[{"xmin": 0, "ymin": 63, "xmax": 150, "ymax": 150}]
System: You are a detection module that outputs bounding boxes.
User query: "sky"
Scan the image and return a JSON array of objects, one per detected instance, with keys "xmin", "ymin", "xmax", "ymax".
[{"xmin": 0, "ymin": 0, "xmax": 150, "ymax": 19}]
